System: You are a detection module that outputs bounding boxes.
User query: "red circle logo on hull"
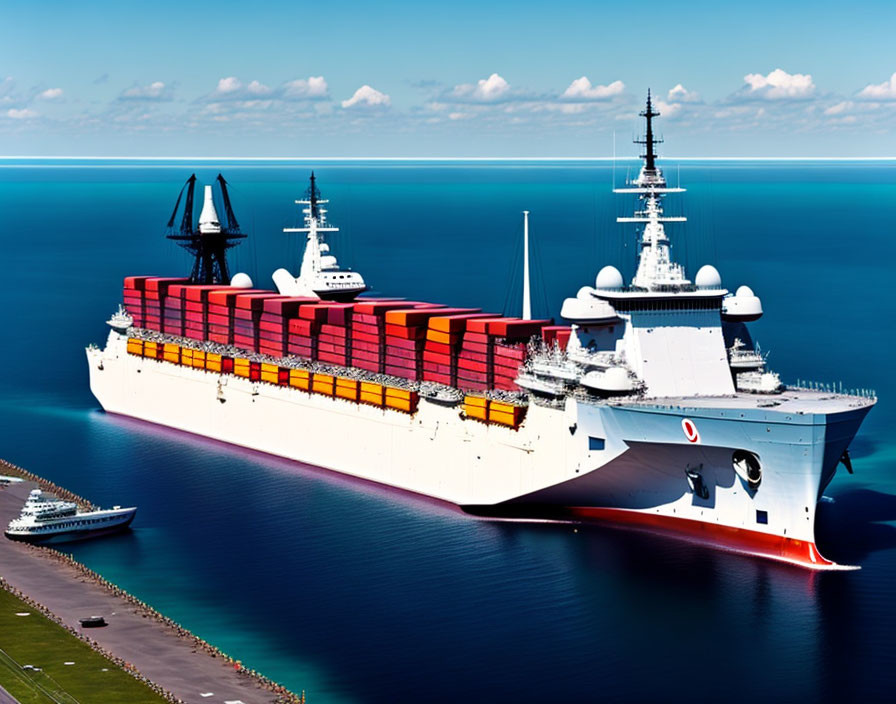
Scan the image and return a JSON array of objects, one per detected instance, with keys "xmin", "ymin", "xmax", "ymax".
[{"xmin": 682, "ymin": 418, "xmax": 700, "ymax": 443}]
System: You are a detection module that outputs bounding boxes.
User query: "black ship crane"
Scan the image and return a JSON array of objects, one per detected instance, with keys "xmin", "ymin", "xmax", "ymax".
[{"xmin": 165, "ymin": 173, "xmax": 247, "ymax": 285}]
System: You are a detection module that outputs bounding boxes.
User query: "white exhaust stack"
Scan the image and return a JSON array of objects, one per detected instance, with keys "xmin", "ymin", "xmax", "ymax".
[{"xmin": 198, "ymin": 185, "xmax": 221, "ymax": 234}]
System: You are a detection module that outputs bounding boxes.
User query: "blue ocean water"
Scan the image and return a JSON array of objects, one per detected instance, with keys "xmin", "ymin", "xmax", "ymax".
[{"xmin": 0, "ymin": 160, "xmax": 894, "ymax": 703}]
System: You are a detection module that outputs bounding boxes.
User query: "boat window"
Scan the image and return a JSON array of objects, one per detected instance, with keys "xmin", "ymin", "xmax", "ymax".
[
  {"xmin": 756, "ymin": 510, "xmax": 768, "ymax": 525},
  {"xmin": 588, "ymin": 437, "xmax": 606, "ymax": 451}
]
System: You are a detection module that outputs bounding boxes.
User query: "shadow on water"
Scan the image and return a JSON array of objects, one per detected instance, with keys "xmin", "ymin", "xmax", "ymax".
[{"xmin": 816, "ymin": 489, "xmax": 896, "ymax": 565}]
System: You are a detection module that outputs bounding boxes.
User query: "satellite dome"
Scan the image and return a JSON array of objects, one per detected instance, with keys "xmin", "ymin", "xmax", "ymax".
[
  {"xmin": 736, "ymin": 285, "xmax": 754, "ymax": 298},
  {"xmin": 695, "ymin": 265, "xmax": 722, "ymax": 289},
  {"xmin": 577, "ymin": 285, "xmax": 596, "ymax": 300},
  {"xmin": 230, "ymin": 272, "xmax": 254, "ymax": 289},
  {"xmin": 595, "ymin": 266, "xmax": 624, "ymax": 290}
]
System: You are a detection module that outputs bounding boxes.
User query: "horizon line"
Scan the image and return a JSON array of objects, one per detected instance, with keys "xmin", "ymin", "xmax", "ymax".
[{"xmin": 2, "ymin": 155, "xmax": 896, "ymax": 162}]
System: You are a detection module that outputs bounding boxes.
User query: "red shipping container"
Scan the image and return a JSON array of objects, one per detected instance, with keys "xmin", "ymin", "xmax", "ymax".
[
  {"xmin": 352, "ymin": 340, "xmax": 381, "ymax": 354},
  {"xmin": 352, "ymin": 331, "xmax": 381, "ymax": 346},
  {"xmin": 424, "ymin": 341, "xmax": 454, "ymax": 357},
  {"xmin": 288, "ymin": 319, "xmax": 316, "ymax": 335},
  {"xmin": 124, "ymin": 275, "xmax": 154, "ymax": 290},
  {"xmin": 262, "ymin": 297, "xmax": 317, "ymax": 315},
  {"xmin": 320, "ymin": 324, "xmax": 348, "ymax": 338},
  {"xmin": 354, "ymin": 360, "xmax": 381, "ymax": 373},
  {"xmin": 428, "ymin": 312, "xmax": 497, "ymax": 333},
  {"xmin": 208, "ymin": 332, "xmax": 229, "ymax": 344},
  {"xmin": 466, "ymin": 318, "xmax": 511, "ymax": 334},
  {"xmin": 384, "ymin": 336, "xmax": 420, "ymax": 350},
  {"xmin": 423, "ymin": 350, "xmax": 453, "ymax": 365},
  {"xmin": 299, "ymin": 305, "xmax": 333, "ymax": 323},
  {"xmin": 208, "ymin": 289, "xmax": 263, "ymax": 306},
  {"xmin": 384, "ymin": 324, "xmax": 425, "ymax": 340},
  {"xmin": 463, "ymin": 332, "xmax": 491, "ymax": 344},
  {"xmin": 145, "ymin": 277, "xmax": 190, "ymax": 294},
  {"xmin": 459, "ymin": 350, "xmax": 489, "ymax": 364},
  {"xmin": 184, "ymin": 284, "xmax": 232, "ymax": 302},
  {"xmin": 458, "ymin": 357, "xmax": 489, "ymax": 372},
  {"xmin": 235, "ymin": 293, "xmax": 283, "ymax": 310},
  {"xmin": 352, "ymin": 300, "xmax": 407, "ymax": 315},
  {"xmin": 385, "ymin": 346, "xmax": 419, "ymax": 360},
  {"xmin": 494, "ymin": 345, "xmax": 526, "ymax": 361},
  {"xmin": 488, "ymin": 319, "xmax": 551, "ymax": 339},
  {"xmin": 326, "ymin": 304, "xmax": 355, "ymax": 326}
]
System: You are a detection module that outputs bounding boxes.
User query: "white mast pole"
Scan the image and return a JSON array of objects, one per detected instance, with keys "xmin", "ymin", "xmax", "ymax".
[{"xmin": 522, "ymin": 210, "xmax": 532, "ymax": 320}]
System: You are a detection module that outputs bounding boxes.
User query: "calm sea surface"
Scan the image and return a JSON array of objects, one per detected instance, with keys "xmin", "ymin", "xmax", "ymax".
[{"xmin": 0, "ymin": 160, "xmax": 894, "ymax": 703}]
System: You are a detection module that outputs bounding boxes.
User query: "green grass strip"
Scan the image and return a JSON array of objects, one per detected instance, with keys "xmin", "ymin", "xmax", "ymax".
[{"xmin": 0, "ymin": 584, "xmax": 169, "ymax": 704}]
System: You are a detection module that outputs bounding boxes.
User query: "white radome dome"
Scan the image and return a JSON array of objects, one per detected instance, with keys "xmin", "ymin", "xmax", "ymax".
[
  {"xmin": 736, "ymin": 285, "xmax": 754, "ymax": 298},
  {"xmin": 595, "ymin": 266, "xmax": 624, "ymax": 290},
  {"xmin": 695, "ymin": 265, "xmax": 722, "ymax": 289},
  {"xmin": 577, "ymin": 285, "xmax": 596, "ymax": 300},
  {"xmin": 230, "ymin": 272, "xmax": 254, "ymax": 288}
]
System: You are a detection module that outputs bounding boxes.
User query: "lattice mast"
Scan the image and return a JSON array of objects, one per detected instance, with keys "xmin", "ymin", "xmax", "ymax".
[{"xmin": 166, "ymin": 173, "xmax": 247, "ymax": 285}]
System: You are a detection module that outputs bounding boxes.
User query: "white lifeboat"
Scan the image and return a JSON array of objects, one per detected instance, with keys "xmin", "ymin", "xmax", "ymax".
[{"xmin": 581, "ymin": 367, "xmax": 637, "ymax": 394}]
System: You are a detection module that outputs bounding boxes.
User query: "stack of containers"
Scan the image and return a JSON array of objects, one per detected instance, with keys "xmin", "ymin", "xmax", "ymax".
[
  {"xmin": 143, "ymin": 277, "xmax": 189, "ymax": 332},
  {"xmin": 288, "ymin": 304, "xmax": 332, "ymax": 360},
  {"xmin": 207, "ymin": 289, "xmax": 256, "ymax": 345},
  {"xmin": 456, "ymin": 317, "xmax": 507, "ymax": 391},
  {"xmin": 541, "ymin": 325, "xmax": 573, "ymax": 351},
  {"xmin": 122, "ymin": 276, "xmax": 153, "ymax": 327},
  {"xmin": 317, "ymin": 303, "xmax": 354, "ymax": 366},
  {"xmin": 421, "ymin": 311, "xmax": 488, "ymax": 386},
  {"xmin": 350, "ymin": 301, "xmax": 411, "ymax": 373},
  {"xmin": 258, "ymin": 298, "xmax": 317, "ymax": 358},
  {"xmin": 489, "ymin": 319, "xmax": 550, "ymax": 391},
  {"xmin": 382, "ymin": 305, "xmax": 450, "ymax": 381},
  {"xmin": 233, "ymin": 293, "xmax": 287, "ymax": 353},
  {"xmin": 162, "ymin": 286, "xmax": 186, "ymax": 337},
  {"xmin": 180, "ymin": 285, "xmax": 232, "ymax": 342}
]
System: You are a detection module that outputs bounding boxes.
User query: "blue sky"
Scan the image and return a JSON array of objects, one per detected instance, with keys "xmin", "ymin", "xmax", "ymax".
[{"xmin": 3, "ymin": 0, "xmax": 896, "ymax": 156}]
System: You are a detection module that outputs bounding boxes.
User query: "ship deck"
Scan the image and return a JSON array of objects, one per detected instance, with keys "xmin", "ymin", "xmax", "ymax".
[{"xmin": 612, "ymin": 389, "xmax": 876, "ymax": 416}]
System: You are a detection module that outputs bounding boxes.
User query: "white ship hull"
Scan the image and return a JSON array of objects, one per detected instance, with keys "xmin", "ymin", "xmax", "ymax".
[
  {"xmin": 5, "ymin": 507, "xmax": 136, "ymax": 544},
  {"xmin": 87, "ymin": 331, "xmax": 873, "ymax": 569}
]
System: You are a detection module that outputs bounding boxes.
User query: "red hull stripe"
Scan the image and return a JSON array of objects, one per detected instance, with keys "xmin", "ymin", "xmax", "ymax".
[{"xmin": 568, "ymin": 506, "xmax": 842, "ymax": 570}]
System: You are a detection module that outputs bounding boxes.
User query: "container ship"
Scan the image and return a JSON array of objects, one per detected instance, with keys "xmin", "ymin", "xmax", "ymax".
[{"xmin": 87, "ymin": 95, "xmax": 876, "ymax": 569}]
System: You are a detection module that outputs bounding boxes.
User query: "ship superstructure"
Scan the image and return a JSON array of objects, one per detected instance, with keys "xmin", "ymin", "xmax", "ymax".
[
  {"xmin": 86, "ymin": 96, "xmax": 876, "ymax": 569},
  {"xmin": 273, "ymin": 173, "xmax": 367, "ymax": 301}
]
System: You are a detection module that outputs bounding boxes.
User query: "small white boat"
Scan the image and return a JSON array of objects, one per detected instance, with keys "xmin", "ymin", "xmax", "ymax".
[{"xmin": 5, "ymin": 489, "xmax": 136, "ymax": 544}]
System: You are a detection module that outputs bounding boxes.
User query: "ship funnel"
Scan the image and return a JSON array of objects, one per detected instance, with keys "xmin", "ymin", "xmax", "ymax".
[{"xmin": 198, "ymin": 185, "xmax": 222, "ymax": 234}]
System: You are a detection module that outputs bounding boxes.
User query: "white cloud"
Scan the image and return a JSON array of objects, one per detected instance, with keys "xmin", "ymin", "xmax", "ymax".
[
  {"xmin": 452, "ymin": 73, "xmax": 511, "ymax": 102},
  {"xmin": 216, "ymin": 76, "xmax": 242, "ymax": 94},
  {"xmin": 38, "ymin": 88, "xmax": 63, "ymax": 100},
  {"xmin": 7, "ymin": 108, "xmax": 37, "ymax": 119},
  {"xmin": 120, "ymin": 81, "xmax": 171, "ymax": 101},
  {"xmin": 858, "ymin": 72, "xmax": 896, "ymax": 99},
  {"xmin": 449, "ymin": 112, "xmax": 471, "ymax": 120},
  {"xmin": 655, "ymin": 100, "xmax": 681, "ymax": 117},
  {"xmin": 824, "ymin": 100, "xmax": 854, "ymax": 115},
  {"xmin": 341, "ymin": 85, "xmax": 390, "ymax": 108},
  {"xmin": 741, "ymin": 68, "xmax": 815, "ymax": 99},
  {"xmin": 562, "ymin": 77, "xmax": 624, "ymax": 101},
  {"xmin": 281, "ymin": 76, "xmax": 328, "ymax": 99},
  {"xmin": 246, "ymin": 80, "xmax": 272, "ymax": 96},
  {"xmin": 667, "ymin": 84, "xmax": 699, "ymax": 102}
]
